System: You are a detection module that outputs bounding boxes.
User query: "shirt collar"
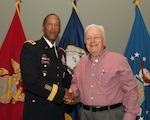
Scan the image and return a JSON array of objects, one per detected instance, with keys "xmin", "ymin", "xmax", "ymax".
[
  {"xmin": 43, "ymin": 36, "xmax": 56, "ymax": 48},
  {"xmin": 88, "ymin": 47, "xmax": 108, "ymax": 60}
]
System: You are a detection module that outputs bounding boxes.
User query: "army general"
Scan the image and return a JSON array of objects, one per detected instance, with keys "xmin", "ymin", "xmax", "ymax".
[{"xmin": 20, "ymin": 13, "xmax": 73, "ymax": 120}]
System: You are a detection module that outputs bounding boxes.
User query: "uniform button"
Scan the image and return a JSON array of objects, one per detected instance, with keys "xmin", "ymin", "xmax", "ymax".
[
  {"xmin": 57, "ymin": 74, "xmax": 59, "ymax": 77},
  {"xmin": 45, "ymin": 46, "xmax": 48, "ymax": 49},
  {"xmin": 32, "ymin": 99, "xmax": 36, "ymax": 103},
  {"xmin": 57, "ymin": 82, "xmax": 60, "ymax": 85},
  {"xmin": 57, "ymin": 66, "xmax": 59, "ymax": 69},
  {"xmin": 44, "ymin": 65, "xmax": 47, "ymax": 67}
]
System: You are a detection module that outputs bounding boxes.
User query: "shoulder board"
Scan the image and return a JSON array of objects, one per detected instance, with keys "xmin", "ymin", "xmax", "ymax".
[
  {"xmin": 24, "ymin": 40, "xmax": 36, "ymax": 45},
  {"xmin": 58, "ymin": 47, "xmax": 66, "ymax": 53}
]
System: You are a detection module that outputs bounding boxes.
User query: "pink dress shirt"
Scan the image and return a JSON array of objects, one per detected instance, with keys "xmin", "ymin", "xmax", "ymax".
[{"xmin": 71, "ymin": 48, "xmax": 140, "ymax": 120}]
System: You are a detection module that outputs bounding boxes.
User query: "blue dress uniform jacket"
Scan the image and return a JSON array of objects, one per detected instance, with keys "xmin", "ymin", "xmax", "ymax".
[{"xmin": 20, "ymin": 37, "xmax": 72, "ymax": 120}]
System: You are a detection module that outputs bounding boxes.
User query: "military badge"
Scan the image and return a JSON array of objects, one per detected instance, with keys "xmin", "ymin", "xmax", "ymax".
[
  {"xmin": 25, "ymin": 40, "xmax": 36, "ymax": 45},
  {"xmin": 41, "ymin": 54, "xmax": 50, "ymax": 65}
]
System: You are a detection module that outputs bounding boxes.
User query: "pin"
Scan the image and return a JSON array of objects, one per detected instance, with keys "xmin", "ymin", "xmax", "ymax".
[{"xmin": 101, "ymin": 68, "xmax": 105, "ymax": 75}]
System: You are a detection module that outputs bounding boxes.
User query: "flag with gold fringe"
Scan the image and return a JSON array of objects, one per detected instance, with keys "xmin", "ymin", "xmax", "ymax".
[
  {"xmin": 59, "ymin": 0, "xmax": 87, "ymax": 120},
  {"xmin": 124, "ymin": 1, "xmax": 150, "ymax": 120},
  {"xmin": 0, "ymin": 1, "xmax": 26, "ymax": 120}
]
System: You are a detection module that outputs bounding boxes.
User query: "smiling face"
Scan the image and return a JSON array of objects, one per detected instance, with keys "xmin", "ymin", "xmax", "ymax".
[
  {"xmin": 85, "ymin": 25, "xmax": 106, "ymax": 57},
  {"xmin": 42, "ymin": 14, "xmax": 60, "ymax": 44}
]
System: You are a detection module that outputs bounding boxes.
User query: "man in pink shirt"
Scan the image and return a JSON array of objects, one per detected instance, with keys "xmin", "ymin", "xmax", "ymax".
[{"xmin": 68, "ymin": 24, "xmax": 140, "ymax": 120}]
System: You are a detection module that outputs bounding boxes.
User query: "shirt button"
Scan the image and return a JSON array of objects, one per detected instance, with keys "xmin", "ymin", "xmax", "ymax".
[
  {"xmin": 92, "ymin": 74, "xmax": 94, "ymax": 76},
  {"xmin": 91, "ymin": 85, "xmax": 94, "ymax": 87},
  {"xmin": 95, "ymin": 59, "xmax": 98, "ymax": 62},
  {"xmin": 91, "ymin": 97, "xmax": 93, "ymax": 100}
]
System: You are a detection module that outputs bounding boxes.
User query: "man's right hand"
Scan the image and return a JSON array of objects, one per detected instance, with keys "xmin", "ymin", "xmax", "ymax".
[{"xmin": 63, "ymin": 88, "xmax": 74, "ymax": 104}]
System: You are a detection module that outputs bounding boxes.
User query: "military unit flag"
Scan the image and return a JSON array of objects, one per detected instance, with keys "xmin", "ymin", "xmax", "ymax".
[
  {"xmin": 124, "ymin": 2, "xmax": 150, "ymax": 120},
  {"xmin": 0, "ymin": 1, "xmax": 26, "ymax": 120},
  {"xmin": 59, "ymin": 1, "xmax": 87, "ymax": 120}
]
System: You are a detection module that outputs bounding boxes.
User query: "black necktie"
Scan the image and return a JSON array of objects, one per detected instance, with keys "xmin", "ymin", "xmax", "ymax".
[{"xmin": 51, "ymin": 46, "xmax": 58, "ymax": 58}]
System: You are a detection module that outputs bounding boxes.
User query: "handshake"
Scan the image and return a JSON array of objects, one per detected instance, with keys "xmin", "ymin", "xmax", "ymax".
[{"xmin": 63, "ymin": 88, "xmax": 75, "ymax": 104}]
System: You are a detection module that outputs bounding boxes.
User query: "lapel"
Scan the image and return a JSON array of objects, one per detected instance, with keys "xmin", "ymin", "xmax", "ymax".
[
  {"xmin": 55, "ymin": 46, "xmax": 61, "ymax": 59},
  {"xmin": 37, "ymin": 37, "xmax": 61, "ymax": 60}
]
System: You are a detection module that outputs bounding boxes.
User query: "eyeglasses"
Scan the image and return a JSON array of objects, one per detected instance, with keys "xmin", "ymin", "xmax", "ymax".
[{"xmin": 85, "ymin": 36, "xmax": 101, "ymax": 41}]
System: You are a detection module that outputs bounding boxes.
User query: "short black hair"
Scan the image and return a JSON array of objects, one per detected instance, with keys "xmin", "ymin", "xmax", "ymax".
[{"xmin": 43, "ymin": 13, "xmax": 61, "ymax": 25}]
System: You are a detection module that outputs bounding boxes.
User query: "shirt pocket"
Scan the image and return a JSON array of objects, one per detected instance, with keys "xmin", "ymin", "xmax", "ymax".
[{"xmin": 99, "ymin": 69, "xmax": 116, "ymax": 87}]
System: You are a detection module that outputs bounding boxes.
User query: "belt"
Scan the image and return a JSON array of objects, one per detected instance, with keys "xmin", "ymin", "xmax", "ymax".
[{"xmin": 82, "ymin": 103, "xmax": 122, "ymax": 112}]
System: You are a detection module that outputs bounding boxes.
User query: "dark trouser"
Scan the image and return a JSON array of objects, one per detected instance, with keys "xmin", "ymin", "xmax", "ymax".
[{"xmin": 80, "ymin": 105, "xmax": 124, "ymax": 120}]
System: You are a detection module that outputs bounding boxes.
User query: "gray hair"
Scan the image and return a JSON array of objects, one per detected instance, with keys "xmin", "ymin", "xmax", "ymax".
[{"xmin": 84, "ymin": 24, "xmax": 106, "ymax": 41}]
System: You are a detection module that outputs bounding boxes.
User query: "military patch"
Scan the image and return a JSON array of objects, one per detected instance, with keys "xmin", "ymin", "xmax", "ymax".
[
  {"xmin": 44, "ymin": 84, "xmax": 52, "ymax": 91},
  {"xmin": 25, "ymin": 40, "xmax": 36, "ymax": 45},
  {"xmin": 47, "ymin": 84, "xmax": 58, "ymax": 101}
]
